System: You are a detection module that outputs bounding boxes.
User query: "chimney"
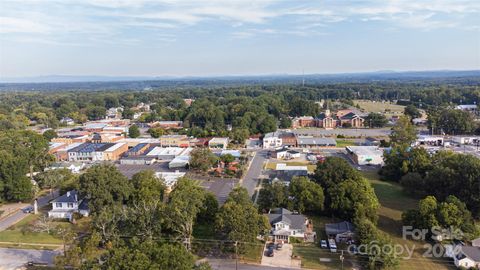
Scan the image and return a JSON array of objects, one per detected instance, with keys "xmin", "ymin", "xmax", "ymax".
[
  {"xmin": 75, "ymin": 194, "xmax": 78, "ymax": 202},
  {"xmin": 325, "ymin": 109, "xmax": 331, "ymax": 117},
  {"xmin": 66, "ymin": 191, "xmax": 70, "ymax": 197}
]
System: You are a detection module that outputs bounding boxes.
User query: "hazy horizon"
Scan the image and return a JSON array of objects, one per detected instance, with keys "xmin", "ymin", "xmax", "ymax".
[{"xmin": 1, "ymin": 1, "xmax": 479, "ymax": 78}]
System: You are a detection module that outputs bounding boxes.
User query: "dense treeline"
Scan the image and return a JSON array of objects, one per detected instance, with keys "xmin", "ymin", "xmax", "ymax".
[
  {"xmin": 1, "ymin": 80, "xmax": 479, "ymax": 137},
  {"xmin": 54, "ymin": 164, "xmax": 268, "ymax": 268}
]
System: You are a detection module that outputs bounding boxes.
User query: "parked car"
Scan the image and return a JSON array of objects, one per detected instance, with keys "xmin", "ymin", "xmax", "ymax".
[
  {"xmin": 266, "ymin": 245, "xmax": 275, "ymax": 257},
  {"xmin": 267, "ymin": 242, "xmax": 275, "ymax": 249},
  {"xmin": 320, "ymin": 240, "xmax": 328, "ymax": 248},
  {"xmin": 22, "ymin": 205, "xmax": 34, "ymax": 213},
  {"xmin": 276, "ymin": 243, "xmax": 283, "ymax": 250}
]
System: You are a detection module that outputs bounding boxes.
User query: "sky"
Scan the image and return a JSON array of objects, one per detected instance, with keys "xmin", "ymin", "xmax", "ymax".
[{"xmin": 0, "ymin": 0, "xmax": 479, "ymax": 78}]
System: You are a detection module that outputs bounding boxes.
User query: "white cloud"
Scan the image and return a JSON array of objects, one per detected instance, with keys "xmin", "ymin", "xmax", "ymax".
[
  {"xmin": 0, "ymin": 17, "xmax": 51, "ymax": 34},
  {"xmin": 0, "ymin": 0, "xmax": 478, "ymax": 44}
]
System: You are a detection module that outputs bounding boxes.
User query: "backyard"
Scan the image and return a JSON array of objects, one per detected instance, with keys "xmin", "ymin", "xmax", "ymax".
[
  {"xmin": 0, "ymin": 211, "xmax": 90, "ymax": 250},
  {"xmin": 361, "ymin": 171, "xmax": 457, "ymax": 270}
]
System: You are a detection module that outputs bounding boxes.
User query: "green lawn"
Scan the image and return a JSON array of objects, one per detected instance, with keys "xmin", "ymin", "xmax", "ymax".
[
  {"xmin": 0, "ymin": 213, "xmax": 90, "ymax": 246},
  {"xmin": 335, "ymin": 139, "xmax": 356, "ymax": 147},
  {"xmin": 361, "ymin": 171, "xmax": 456, "ymax": 270}
]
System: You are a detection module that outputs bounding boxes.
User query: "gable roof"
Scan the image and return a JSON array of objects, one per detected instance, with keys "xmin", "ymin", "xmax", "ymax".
[
  {"xmin": 267, "ymin": 208, "xmax": 306, "ymax": 230},
  {"xmin": 473, "ymin": 238, "xmax": 480, "ymax": 247},
  {"xmin": 339, "ymin": 112, "xmax": 360, "ymax": 120},
  {"xmin": 457, "ymin": 246, "xmax": 480, "ymax": 262},
  {"xmin": 51, "ymin": 190, "xmax": 79, "ymax": 203},
  {"xmin": 325, "ymin": 221, "xmax": 355, "ymax": 236}
]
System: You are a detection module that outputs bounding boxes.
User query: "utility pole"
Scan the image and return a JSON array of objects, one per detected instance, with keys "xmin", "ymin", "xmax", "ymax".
[
  {"xmin": 340, "ymin": 250, "xmax": 344, "ymax": 270},
  {"xmin": 234, "ymin": 241, "xmax": 238, "ymax": 270}
]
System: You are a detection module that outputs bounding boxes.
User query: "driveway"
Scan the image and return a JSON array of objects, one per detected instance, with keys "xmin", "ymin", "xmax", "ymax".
[
  {"xmin": 261, "ymin": 243, "xmax": 300, "ymax": 269},
  {"xmin": 0, "ymin": 190, "xmax": 59, "ymax": 232},
  {"xmin": 0, "ymin": 248, "xmax": 60, "ymax": 270},
  {"xmin": 241, "ymin": 150, "xmax": 267, "ymax": 197}
]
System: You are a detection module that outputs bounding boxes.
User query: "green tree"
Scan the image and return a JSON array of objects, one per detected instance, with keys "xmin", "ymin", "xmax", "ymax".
[
  {"xmin": 86, "ymin": 106, "xmax": 106, "ymax": 120},
  {"xmin": 215, "ymin": 187, "xmax": 270, "ymax": 251},
  {"xmin": 166, "ymin": 178, "xmax": 206, "ymax": 249},
  {"xmin": 437, "ymin": 109, "xmax": 475, "ymax": 135},
  {"xmin": 289, "ymin": 176, "xmax": 324, "ymax": 213},
  {"xmin": 100, "ymin": 240, "xmax": 195, "ymax": 270},
  {"xmin": 197, "ymin": 192, "xmax": 219, "ymax": 224},
  {"xmin": 129, "ymin": 124, "xmax": 140, "ymax": 138},
  {"xmin": 148, "ymin": 127, "xmax": 165, "ymax": 138},
  {"xmin": 364, "ymin": 112, "xmax": 388, "ymax": 128},
  {"xmin": 257, "ymin": 182, "xmax": 289, "ymax": 212},
  {"xmin": 124, "ymin": 170, "xmax": 166, "ymax": 240},
  {"xmin": 404, "ymin": 105, "xmax": 421, "ymax": 119},
  {"xmin": 355, "ymin": 219, "xmax": 399, "ymax": 269},
  {"xmin": 189, "ymin": 148, "xmax": 218, "ymax": 172},
  {"xmin": 390, "ymin": 115, "xmax": 417, "ymax": 146},
  {"xmin": 43, "ymin": 129, "xmax": 58, "ymax": 141},
  {"xmin": 79, "ymin": 164, "xmax": 132, "ymax": 213},
  {"xmin": 220, "ymin": 154, "xmax": 235, "ymax": 165}
]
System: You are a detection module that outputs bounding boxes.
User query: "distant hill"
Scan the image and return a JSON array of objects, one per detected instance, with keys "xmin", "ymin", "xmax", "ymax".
[{"xmin": 0, "ymin": 70, "xmax": 479, "ymax": 91}]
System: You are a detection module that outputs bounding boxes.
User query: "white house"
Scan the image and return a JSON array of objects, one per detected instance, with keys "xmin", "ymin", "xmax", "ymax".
[
  {"xmin": 454, "ymin": 246, "xmax": 480, "ymax": 269},
  {"xmin": 48, "ymin": 190, "xmax": 89, "ymax": 221},
  {"xmin": 263, "ymin": 132, "xmax": 282, "ymax": 149},
  {"xmin": 266, "ymin": 208, "xmax": 312, "ymax": 243}
]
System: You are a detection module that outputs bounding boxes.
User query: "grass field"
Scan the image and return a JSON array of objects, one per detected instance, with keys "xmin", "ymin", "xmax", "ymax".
[
  {"xmin": 354, "ymin": 100, "xmax": 405, "ymax": 117},
  {"xmin": 335, "ymin": 139, "xmax": 356, "ymax": 147},
  {"xmin": 0, "ymin": 213, "xmax": 90, "ymax": 246},
  {"xmin": 292, "ymin": 215, "xmax": 357, "ymax": 269},
  {"xmin": 264, "ymin": 161, "xmax": 316, "ymax": 173},
  {"xmin": 361, "ymin": 171, "xmax": 457, "ymax": 270}
]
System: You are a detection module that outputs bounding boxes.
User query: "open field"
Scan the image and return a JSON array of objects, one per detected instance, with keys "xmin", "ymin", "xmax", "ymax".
[
  {"xmin": 354, "ymin": 100, "xmax": 405, "ymax": 117},
  {"xmin": 361, "ymin": 171, "xmax": 457, "ymax": 270}
]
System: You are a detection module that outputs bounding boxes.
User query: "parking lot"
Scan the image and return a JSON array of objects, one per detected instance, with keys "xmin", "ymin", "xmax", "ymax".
[{"xmin": 261, "ymin": 243, "xmax": 300, "ymax": 269}]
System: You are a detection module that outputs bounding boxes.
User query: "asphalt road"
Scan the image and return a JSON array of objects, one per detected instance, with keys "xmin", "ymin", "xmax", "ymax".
[
  {"xmin": 0, "ymin": 248, "xmax": 60, "ymax": 270},
  {"xmin": 208, "ymin": 259, "xmax": 295, "ymax": 270},
  {"xmin": 241, "ymin": 150, "xmax": 268, "ymax": 197},
  {"xmin": 0, "ymin": 190, "xmax": 59, "ymax": 232}
]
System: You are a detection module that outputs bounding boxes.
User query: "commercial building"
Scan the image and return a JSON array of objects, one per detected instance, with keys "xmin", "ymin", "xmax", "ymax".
[
  {"xmin": 208, "ymin": 137, "xmax": 229, "ymax": 149},
  {"xmin": 67, "ymin": 143, "xmax": 128, "ymax": 162},
  {"xmin": 159, "ymin": 135, "xmax": 190, "ymax": 147},
  {"xmin": 345, "ymin": 146, "xmax": 384, "ymax": 166},
  {"xmin": 146, "ymin": 147, "xmax": 192, "ymax": 160},
  {"xmin": 262, "ymin": 132, "xmax": 282, "ymax": 149},
  {"xmin": 296, "ymin": 137, "xmax": 337, "ymax": 148}
]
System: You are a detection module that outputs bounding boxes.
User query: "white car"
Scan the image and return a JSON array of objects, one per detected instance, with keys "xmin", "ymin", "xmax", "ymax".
[{"xmin": 320, "ymin": 240, "xmax": 328, "ymax": 248}]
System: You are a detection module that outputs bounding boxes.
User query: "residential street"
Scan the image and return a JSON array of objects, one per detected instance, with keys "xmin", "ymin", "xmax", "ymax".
[
  {"xmin": 241, "ymin": 150, "xmax": 268, "ymax": 197},
  {"xmin": 0, "ymin": 248, "xmax": 60, "ymax": 270},
  {"xmin": 207, "ymin": 258, "xmax": 296, "ymax": 270},
  {"xmin": 0, "ymin": 190, "xmax": 59, "ymax": 231}
]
